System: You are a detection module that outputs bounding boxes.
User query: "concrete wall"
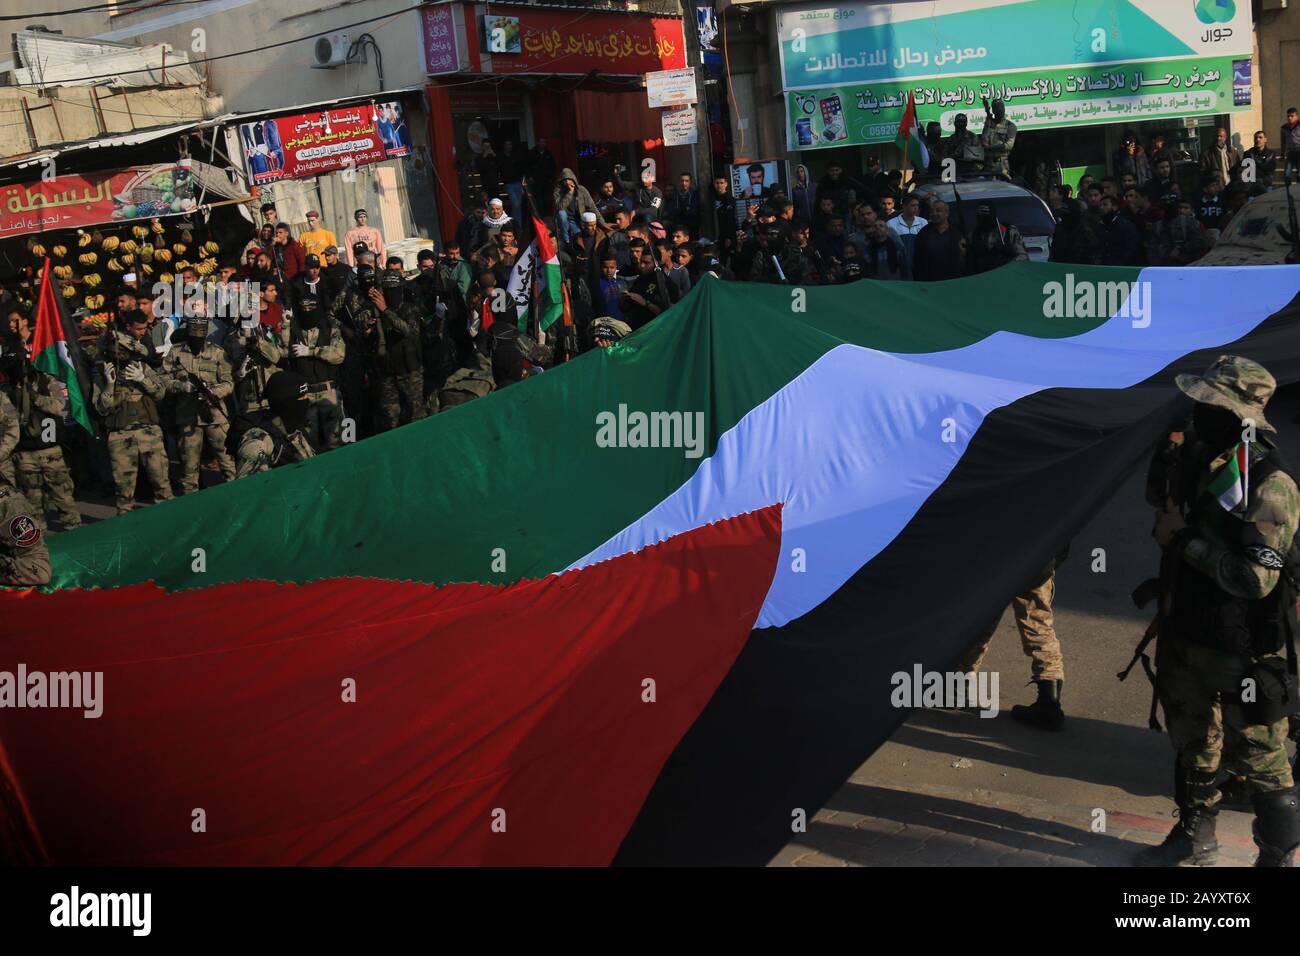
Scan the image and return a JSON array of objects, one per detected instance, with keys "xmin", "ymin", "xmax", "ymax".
[
  {"xmin": 1257, "ymin": 2, "xmax": 1300, "ymax": 150},
  {"xmin": 3, "ymin": 0, "xmax": 426, "ymax": 115}
]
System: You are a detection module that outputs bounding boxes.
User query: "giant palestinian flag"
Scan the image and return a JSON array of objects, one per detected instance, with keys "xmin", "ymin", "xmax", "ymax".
[{"xmin": 2, "ymin": 263, "xmax": 1299, "ymax": 865}]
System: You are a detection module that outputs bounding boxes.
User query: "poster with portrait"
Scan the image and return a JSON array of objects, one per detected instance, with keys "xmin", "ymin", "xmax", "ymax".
[{"xmin": 728, "ymin": 160, "xmax": 790, "ymax": 225}]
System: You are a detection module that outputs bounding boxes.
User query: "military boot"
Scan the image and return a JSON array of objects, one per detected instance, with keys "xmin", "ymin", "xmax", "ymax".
[
  {"xmin": 1137, "ymin": 762, "xmax": 1219, "ymax": 866},
  {"xmin": 1136, "ymin": 807, "xmax": 1219, "ymax": 866},
  {"xmin": 1009, "ymin": 679, "xmax": 1064, "ymax": 731},
  {"xmin": 1252, "ymin": 789, "xmax": 1300, "ymax": 867}
]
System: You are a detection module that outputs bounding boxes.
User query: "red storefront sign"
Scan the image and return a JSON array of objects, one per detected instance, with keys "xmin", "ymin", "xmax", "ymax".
[
  {"xmin": 1, "ymin": 163, "xmax": 196, "ymax": 240},
  {"xmin": 420, "ymin": 3, "xmax": 685, "ymax": 76},
  {"xmin": 238, "ymin": 102, "xmax": 412, "ymax": 186}
]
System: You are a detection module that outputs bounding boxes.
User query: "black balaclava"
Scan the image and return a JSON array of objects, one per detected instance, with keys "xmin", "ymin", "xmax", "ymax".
[
  {"xmin": 186, "ymin": 316, "xmax": 209, "ymax": 354},
  {"xmin": 297, "ymin": 295, "xmax": 320, "ymax": 330},
  {"xmin": 380, "ymin": 272, "xmax": 405, "ymax": 309},
  {"xmin": 266, "ymin": 370, "xmax": 309, "ymax": 434},
  {"xmin": 1192, "ymin": 402, "xmax": 1243, "ymax": 455}
]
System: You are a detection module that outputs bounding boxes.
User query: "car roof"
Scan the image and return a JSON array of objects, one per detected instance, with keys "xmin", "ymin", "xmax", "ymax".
[{"xmin": 910, "ymin": 179, "xmax": 1039, "ymax": 201}]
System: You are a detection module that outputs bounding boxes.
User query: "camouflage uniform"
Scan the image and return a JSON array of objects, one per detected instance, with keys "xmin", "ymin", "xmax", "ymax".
[
  {"xmin": 371, "ymin": 299, "xmax": 427, "ymax": 431},
  {"xmin": 979, "ymin": 110, "xmax": 1017, "ymax": 177},
  {"xmin": 435, "ymin": 354, "xmax": 496, "ymax": 412},
  {"xmin": 0, "ymin": 476, "xmax": 50, "ymax": 587},
  {"xmin": 327, "ymin": 285, "xmax": 378, "ymax": 432},
  {"xmin": 163, "ymin": 341, "xmax": 236, "ymax": 494},
  {"xmin": 0, "ymin": 388, "xmax": 17, "ymax": 487},
  {"xmin": 959, "ymin": 565, "xmax": 1063, "ymax": 681},
  {"xmin": 235, "ymin": 416, "xmax": 316, "ymax": 478},
  {"xmin": 283, "ymin": 309, "xmax": 345, "ymax": 450},
  {"xmin": 10, "ymin": 368, "xmax": 80, "ymax": 530},
  {"xmin": 1139, "ymin": 356, "xmax": 1300, "ymax": 868},
  {"xmin": 92, "ymin": 330, "xmax": 174, "ymax": 514},
  {"xmin": 228, "ymin": 325, "xmax": 285, "ymax": 416}
]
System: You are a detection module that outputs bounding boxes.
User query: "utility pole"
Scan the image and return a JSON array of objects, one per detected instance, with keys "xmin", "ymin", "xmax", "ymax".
[{"xmin": 682, "ymin": 0, "xmax": 717, "ymax": 239}]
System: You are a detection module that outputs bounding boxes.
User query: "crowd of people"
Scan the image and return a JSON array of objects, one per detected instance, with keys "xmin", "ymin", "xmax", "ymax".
[{"xmin": 1, "ymin": 110, "xmax": 1297, "ymax": 548}]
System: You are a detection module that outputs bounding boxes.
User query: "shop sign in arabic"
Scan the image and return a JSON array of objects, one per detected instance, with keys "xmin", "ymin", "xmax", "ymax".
[
  {"xmin": 422, "ymin": 4, "xmax": 459, "ymax": 74},
  {"xmin": 0, "ymin": 163, "xmax": 195, "ymax": 239},
  {"xmin": 778, "ymin": 0, "xmax": 1252, "ymax": 91},
  {"xmin": 484, "ymin": 11, "xmax": 685, "ymax": 74},
  {"xmin": 786, "ymin": 56, "xmax": 1243, "ymax": 151}
]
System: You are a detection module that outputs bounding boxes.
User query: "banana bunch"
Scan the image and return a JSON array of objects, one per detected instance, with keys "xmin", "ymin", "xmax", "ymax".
[
  {"xmin": 120, "ymin": 252, "xmax": 135, "ymax": 265},
  {"xmin": 159, "ymin": 272, "xmax": 174, "ymax": 285},
  {"xmin": 84, "ymin": 293, "xmax": 106, "ymax": 311},
  {"xmin": 30, "ymin": 243, "xmax": 46, "ymax": 257},
  {"xmin": 101, "ymin": 235, "xmax": 120, "ymax": 252},
  {"xmin": 132, "ymin": 225, "xmax": 150, "ymax": 240},
  {"xmin": 78, "ymin": 252, "xmax": 98, "ymax": 266},
  {"xmin": 62, "ymin": 284, "xmax": 76, "ymax": 299},
  {"xmin": 171, "ymin": 242, "xmax": 187, "ymax": 256},
  {"xmin": 106, "ymin": 258, "xmax": 123, "ymax": 273},
  {"xmin": 203, "ymin": 241, "xmax": 220, "ymax": 256},
  {"xmin": 84, "ymin": 273, "xmax": 103, "ymax": 288},
  {"xmin": 174, "ymin": 259, "xmax": 190, "ymax": 271},
  {"xmin": 140, "ymin": 262, "xmax": 155, "ymax": 277},
  {"xmin": 52, "ymin": 264, "xmax": 74, "ymax": 280},
  {"xmin": 154, "ymin": 248, "xmax": 172, "ymax": 263},
  {"xmin": 52, "ymin": 244, "xmax": 67, "ymax": 258},
  {"xmin": 195, "ymin": 259, "xmax": 217, "ymax": 276},
  {"xmin": 150, "ymin": 218, "xmax": 165, "ymax": 234},
  {"xmin": 120, "ymin": 239, "xmax": 138, "ymax": 253},
  {"xmin": 77, "ymin": 231, "xmax": 93, "ymax": 247}
]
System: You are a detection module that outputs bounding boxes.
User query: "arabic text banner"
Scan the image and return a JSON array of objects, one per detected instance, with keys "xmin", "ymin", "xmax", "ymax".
[
  {"xmin": 778, "ymin": 0, "xmax": 1252, "ymax": 92},
  {"xmin": 478, "ymin": 8, "xmax": 685, "ymax": 75},
  {"xmin": 786, "ymin": 56, "xmax": 1245, "ymax": 152},
  {"xmin": 1, "ymin": 163, "xmax": 196, "ymax": 240},
  {"xmin": 239, "ymin": 102, "xmax": 412, "ymax": 187}
]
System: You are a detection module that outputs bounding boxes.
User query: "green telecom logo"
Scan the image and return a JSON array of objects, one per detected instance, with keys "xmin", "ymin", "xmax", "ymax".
[{"xmin": 1194, "ymin": 0, "xmax": 1234, "ymax": 24}]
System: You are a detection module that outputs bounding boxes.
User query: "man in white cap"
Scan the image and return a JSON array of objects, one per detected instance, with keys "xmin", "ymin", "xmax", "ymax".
[{"xmin": 478, "ymin": 197, "xmax": 513, "ymax": 248}]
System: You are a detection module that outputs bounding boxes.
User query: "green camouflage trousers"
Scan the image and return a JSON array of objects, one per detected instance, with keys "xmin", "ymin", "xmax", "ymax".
[
  {"xmin": 959, "ymin": 568, "xmax": 1064, "ymax": 681},
  {"xmin": 177, "ymin": 422, "xmax": 235, "ymax": 494},
  {"xmin": 15, "ymin": 446, "xmax": 80, "ymax": 530},
  {"xmin": 0, "ymin": 456, "xmax": 13, "ymax": 487},
  {"xmin": 1156, "ymin": 635, "xmax": 1295, "ymax": 808},
  {"xmin": 107, "ymin": 425, "xmax": 174, "ymax": 514},
  {"xmin": 375, "ymin": 371, "xmax": 428, "ymax": 431},
  {"xmin": 306, "ymin": 384, "xmax": 343, "ymax": 450}
]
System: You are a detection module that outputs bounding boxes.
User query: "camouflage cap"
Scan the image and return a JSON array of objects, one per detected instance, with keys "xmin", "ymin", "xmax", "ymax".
[
  {"xmin": 588, "ymin": 316, "xmax": 632, "ymax": 345},
  {"xmin": 1175, "ymin": 354, "xmax": 1276, "ymax": 432}
]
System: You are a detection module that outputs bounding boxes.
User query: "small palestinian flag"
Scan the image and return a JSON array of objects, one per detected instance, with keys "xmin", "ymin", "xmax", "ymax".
[
  {"xmin": 1209, "ymin": 441, "xmax": 1249, "ymax": 512},
  {"xmin": 4, "ymin": 263, "xmax": 1300, "ymax": 866},
  {"xmin": 895, "ymin": 90, "xmax": 928, "ymax": 171}
]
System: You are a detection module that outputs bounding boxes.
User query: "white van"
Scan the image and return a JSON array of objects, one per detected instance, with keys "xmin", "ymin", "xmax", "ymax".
[{"xmin": 910, "ymin": 178, "xmax": 1057, "ymax": 262}]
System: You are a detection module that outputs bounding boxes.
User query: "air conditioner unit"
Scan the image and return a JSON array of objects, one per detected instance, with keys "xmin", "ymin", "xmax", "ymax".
[{"xmin": 312, "ymin": 32, "xmax": 351, "ymax": 69}]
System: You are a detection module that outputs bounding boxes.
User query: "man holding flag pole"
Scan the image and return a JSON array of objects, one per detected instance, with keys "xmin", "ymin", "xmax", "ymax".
[{"xmin": 4, "ymin": 260, "xmax": 95, "ymax": 531}]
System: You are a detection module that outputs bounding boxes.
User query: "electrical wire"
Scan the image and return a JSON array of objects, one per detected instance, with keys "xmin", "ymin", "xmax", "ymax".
[{"xmin": 721, "ymin": 5, "xmax": 744, "ymax": 158}]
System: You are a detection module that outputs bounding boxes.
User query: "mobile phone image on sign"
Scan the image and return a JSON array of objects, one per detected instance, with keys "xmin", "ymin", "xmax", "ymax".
[{"xmin": 819, "ymin": 95, "xmax": 848, "ymax": 143}]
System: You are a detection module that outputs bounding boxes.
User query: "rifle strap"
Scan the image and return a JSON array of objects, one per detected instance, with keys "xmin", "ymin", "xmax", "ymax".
[{"xmin": 1117, "ymin": 616, "xmax": 1163, "ymax": 731}]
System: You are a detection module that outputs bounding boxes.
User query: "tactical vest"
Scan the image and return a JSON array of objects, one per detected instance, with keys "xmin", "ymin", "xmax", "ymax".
[
  {"xmin": 378, "ymin": 303, "xmax": 423, "ymax": 377},
  {"xmin": 16, "ymin": 371, "xmax": 63, "ymax": 451},
  {"xmin": 1170, "ymin": 448, "xmax": 1300, "ymax": 659},
  {"xmin": 101, "ymin": 333, "xmax": 160, "ymax": 431},
  {"xmin": 289, "ymin": 318, "xmax": 337, "ymax": 385}
]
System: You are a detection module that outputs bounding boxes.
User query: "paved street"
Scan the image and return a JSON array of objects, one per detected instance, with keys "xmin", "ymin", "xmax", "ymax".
[{"xmin": 772, "ymin": 384, "xmax": 1300, "ymax": 867}]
